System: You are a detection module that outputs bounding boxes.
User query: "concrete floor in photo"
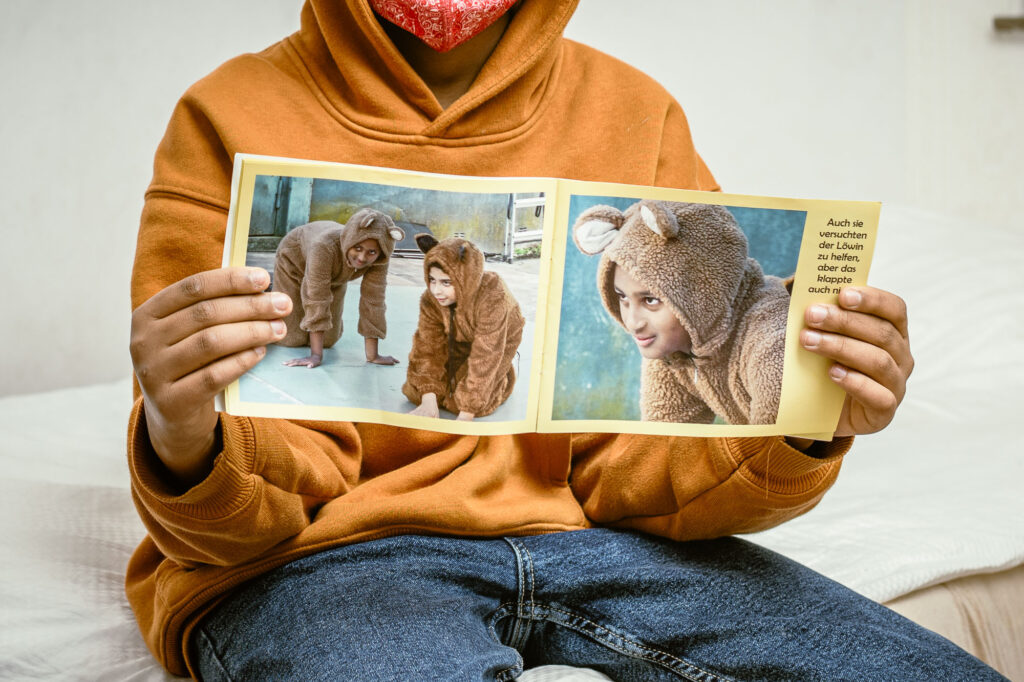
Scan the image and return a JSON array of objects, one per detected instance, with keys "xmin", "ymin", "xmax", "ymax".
[{"xmin": 239, "ymin": 254, "xmax": 539, "ymax": 422}]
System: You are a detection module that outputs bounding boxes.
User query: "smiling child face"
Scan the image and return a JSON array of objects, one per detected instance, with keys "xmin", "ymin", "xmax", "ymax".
[
  {"xmin": 346, "ymin": 238, "xmax": 381, "ymax": 269},
  {"xmin": 428, "ymin": 266, "xmax": 457, "ymax": 306},
  {"xmin": 612, "ymin": 264, "xmax": 692, "ymax": 359}
]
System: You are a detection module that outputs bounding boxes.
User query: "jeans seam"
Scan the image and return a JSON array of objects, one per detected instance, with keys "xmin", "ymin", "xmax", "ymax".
[
  {"xmin": 504, "ymin": 537, "xmax": 535, "ymax": 650},
  {"xmin": 536, "ymin": 603, "xmax": 736, "ymax": 682},
  {"xmin": 488, "ymin": 602, "xmax": 517, "ymax": 644},
  {"xmin": 194, "ymin": 625, "xmax": 236, "ymax": 682},
  {"xmin": 522, "ymin": 543, "xmax": 537, "ymax": 620},
  {"xmin": 487, "ymin": 604, "xmax": 525, "ymax": 682}
]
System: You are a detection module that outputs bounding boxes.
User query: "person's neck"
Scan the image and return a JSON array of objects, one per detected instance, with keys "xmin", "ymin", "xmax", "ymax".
[{"xmin": 380, "ymin": 13, "xmax": 512, "ymax": 110}]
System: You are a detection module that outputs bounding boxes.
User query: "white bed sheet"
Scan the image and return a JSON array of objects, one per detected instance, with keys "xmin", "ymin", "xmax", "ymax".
[
  {"xmin": 2, "ymin": 204, "xmax": 1021, "ymax": 680},
  {"xmin": 0, "ymin": 379, "xmax": 168, "ymax": 681}
]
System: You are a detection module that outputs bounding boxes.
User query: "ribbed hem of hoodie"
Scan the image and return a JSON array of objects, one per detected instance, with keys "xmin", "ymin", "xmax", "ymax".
[
  {"xmin": 723, "ymin": 435, "xmax": 851, "ymax": 495},
  {"xmin": 128, "ymin": 397, "xmax": 257, "ymax": 520}
]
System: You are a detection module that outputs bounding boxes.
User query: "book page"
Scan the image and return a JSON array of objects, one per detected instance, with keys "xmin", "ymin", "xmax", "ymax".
[
  {"xmin": 220, "ymin": 154, "xmax": 557, "ymax": 436},
  {"xmin": 536, "ymin": 180, "xmax": 878, "ymax": 438}
]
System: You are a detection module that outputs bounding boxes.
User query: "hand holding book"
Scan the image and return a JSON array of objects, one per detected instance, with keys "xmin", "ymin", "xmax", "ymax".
[
  {"xmin": 800, "ymin": 285, "xmax": 913, "ymax": 438},
  {"xmin": 130, "ymin": 266, "xmax": 291, "ymax": 487}
]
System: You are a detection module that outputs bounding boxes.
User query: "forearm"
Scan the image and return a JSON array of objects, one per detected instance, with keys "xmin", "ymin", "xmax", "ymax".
[
  {"xmin": 570, "ymin": 433, "xmax": 849, "ymax": 540},
  {"xmin": 453, "ymin": 319, "xmax": 512, "ymax": 414},
  {"xmin": 784, "ymin": 435, "xmax": 815, "ymax": 452},
  {"xmin": 129, "ymin": 400, "xmax": 359, "ymax": 566},
  {"xmin": 146, "ymin": 404, "xmax": 220, "ymax": 489},
  {"xmin": 310, "ymin": 330, "xmax": 324, "ymax": 358},
  {"xmin": 357, "ymin": 264, "xmax": 388, "ymax": 338},
  {"xmin": 405, "ymin": 304, "xmax": 449, "ymax": 396}
]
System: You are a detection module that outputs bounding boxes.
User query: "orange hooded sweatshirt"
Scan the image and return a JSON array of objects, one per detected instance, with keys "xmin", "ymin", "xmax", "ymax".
[{"xmin": 127, "ymin": 0, "xmax": 851, "ymax": 676}]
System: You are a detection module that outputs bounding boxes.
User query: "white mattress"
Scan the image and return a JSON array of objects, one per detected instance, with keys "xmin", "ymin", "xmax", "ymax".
[{"xmin": 1, "ymin": 204, "xmax": 1021, "ymax": 680}]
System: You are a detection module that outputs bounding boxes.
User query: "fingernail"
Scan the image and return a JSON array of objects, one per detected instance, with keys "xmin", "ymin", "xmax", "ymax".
[
  {"xmin": 271, "ymin": 320, "xmax": 285, "ymax": 335},
  {"xmin": 250, "ymin": 269, "xmax": 268, "ymax": 288},
  {"xmin": 802, "ymin": 330, "xmax": 822, "ymax": 348},
  {"xmin": 842, "ymin": 289, "xmax": 862, "ymax": 308},
  {"xmin": 271, "ymin": 292, "xmax": 289, "ymax": 312},
  {"xmin": 254, "ymin": 346, "xmax": 266, "ymax": 358},
  {"xmin": 808, "ymin": 305, "xmax": 827, "ymax": 324},
  {"xmin": 830, "ymin": 365, "xmax": 848, "ymax": 381}
]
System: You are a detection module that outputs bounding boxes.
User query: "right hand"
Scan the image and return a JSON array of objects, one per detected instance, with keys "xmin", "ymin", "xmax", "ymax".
[
  {"xmin": 408, "ymin": 393, "xmax": 440, "ymax": 419},
  {"xmin": 129, "ymin": 267, "xmax": 291, "ymax": 485},
  {"xmin": 283, "ymin": 354, "xmax": 322, "ymax": 369}
]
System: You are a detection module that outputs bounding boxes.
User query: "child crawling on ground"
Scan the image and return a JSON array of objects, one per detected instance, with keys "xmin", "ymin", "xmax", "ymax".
[
  {"xmin": 574, "ymin": 199, "xmax": 789, "ymax": 425},
  {"xmin": 272, "ymin": 207, "xmax": 405, "ymax": 368},
  {"xmin": 403, "ymin": 234, "xmax": 525, "ymax": 421}
]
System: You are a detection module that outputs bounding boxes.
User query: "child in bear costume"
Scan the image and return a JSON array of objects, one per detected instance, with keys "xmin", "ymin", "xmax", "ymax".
[
  {"xmin": 273, "ymin": 208, "xmax": 405, "ymax": 368},
  {"xmin": 403, "ymin": 234, "xmax": 525, "ymax": 420},
  {"xmin": 573, "ymin": 199, "xmax": 789, "ymax": 425}
]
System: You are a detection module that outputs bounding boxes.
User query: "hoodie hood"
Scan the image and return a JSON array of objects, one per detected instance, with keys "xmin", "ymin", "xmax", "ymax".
[
  {"xmin": 295, "ymin": 0, "xmax": 579, "ymax": 139},
  {"xmin": 573, "ymin": 200, "xmax": 760, "ymax": 359},
  {"xmin": 339, "ymin": 207, "xmax": 405, "ymax": 264}
]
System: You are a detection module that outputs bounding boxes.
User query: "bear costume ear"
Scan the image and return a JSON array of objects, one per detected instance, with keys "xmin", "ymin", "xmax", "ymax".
[
  {"xmin": 638, "ymin": 201, "xmax": 681, "ymax": 240},
  {"xmin": 388, "ymin": 225, "xmax": 406, "ymax": 242},
  {"xmin": 572, "ymin": 205, "xmax": 624, "ymax": 255},
  {"xmin": 357, "ymin": 210, "xmax": 377, "ymax": 230},
  {"xmin": 415, "ymin": 233, "xmax": 438, "ymax": 254}
]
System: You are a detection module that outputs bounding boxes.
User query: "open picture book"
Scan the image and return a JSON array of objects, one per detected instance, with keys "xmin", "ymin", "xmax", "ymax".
[{"xmin": 217, "ymin": 155, "xmax": 879, "ymax": 439}]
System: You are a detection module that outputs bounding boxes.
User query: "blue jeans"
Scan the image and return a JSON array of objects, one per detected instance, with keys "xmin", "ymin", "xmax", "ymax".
[{"xmin": 192, "ymin": 529, "xmax": 1004, "ymax": 681}]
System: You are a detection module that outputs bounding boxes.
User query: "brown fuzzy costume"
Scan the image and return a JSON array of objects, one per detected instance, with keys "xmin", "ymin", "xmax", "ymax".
[
  {"xmin": 403, "ymin": 236, "xmax": 525, "ymax": 417},
  {"xmin": 272, "ymin": 208, "xmax": 405, "ymax": 348},
  {"xmin": 573, "ymin": 200, "xmax": 790, "ymax": 425}
]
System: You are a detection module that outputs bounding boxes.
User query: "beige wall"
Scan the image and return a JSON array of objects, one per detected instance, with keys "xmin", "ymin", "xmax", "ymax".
[
  {"xmin": 903, "ymin": 0, "xmax": 1024, "ymax": 225},
  {"xmin": 566, "ymin": 0, "xmax": 1024, "ymax": 226},
  {"xmin": 0, "ymin": 1, "xmax": 301, "ymax": 396},
  {"xmin": 2, "ymin": 0, "xmax": 1021, "ymax": 395}
]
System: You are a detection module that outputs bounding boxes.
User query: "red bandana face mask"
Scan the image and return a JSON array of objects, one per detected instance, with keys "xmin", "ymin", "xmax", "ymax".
[{"xmin": 369, "ymin": 0, "xmax": 518, "ymax": 52}]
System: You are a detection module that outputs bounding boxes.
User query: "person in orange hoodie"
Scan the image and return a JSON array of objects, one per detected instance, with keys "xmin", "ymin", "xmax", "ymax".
[{"xmin": 126, "ymin": 1, "xmax": 997, "ymax": 680}]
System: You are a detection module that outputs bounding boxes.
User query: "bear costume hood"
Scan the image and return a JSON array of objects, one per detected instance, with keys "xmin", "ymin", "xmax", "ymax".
[
  {"xmin": 574, "ymin": 200, "xmax": 764, "ymax": 360},
  {"xmin": 416, "ymin": 234, "xmax": 485, "ymax": 308},
  {"xmin": 573, "ymin": 199, "xmax": 790, "ymax": 425},
  {"xmin": 338, "ymin": 207, "xmax": 405, "ymax": 263}
]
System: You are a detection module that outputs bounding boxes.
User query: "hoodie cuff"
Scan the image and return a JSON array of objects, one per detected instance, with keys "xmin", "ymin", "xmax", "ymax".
[
  {"xmin": 722, "ymin": 435, "xmax": 850, "ymax": 495},
  {"xmin": 299, "ymin": 301, "xmax": 333, "ymax": 333},
  {"xmin": 795, "ymin": 435, "xmax": 854, "ymax": 460},
  {"xmin": 128, "ymin": 398, "xmax": 257, "ymax": 521}
]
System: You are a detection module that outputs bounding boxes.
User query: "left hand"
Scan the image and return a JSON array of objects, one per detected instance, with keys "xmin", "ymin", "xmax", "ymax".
[
  {"xmin": 283, "ymin": 354, "xmax": 322, "ymax": 369},
  {"xmin": 364, "ymin": 337, "xmax": 399, "ymax": 365},
  {"xmin": 368, "ymin": 354, "xmax": 400, "ymax": 366},
  {"xmin": 800, "ymin": 286, "xmax": 913, "ymax": 437}
]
